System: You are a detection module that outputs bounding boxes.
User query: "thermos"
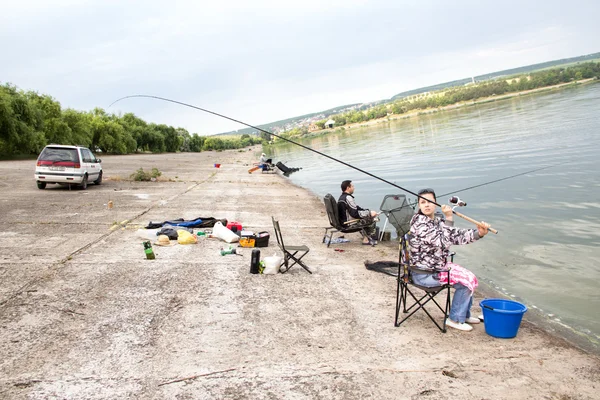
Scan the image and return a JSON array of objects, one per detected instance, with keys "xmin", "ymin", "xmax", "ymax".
[{"xmin": 250, "ymin": 249, "xmax": 260, "ymax": 274}]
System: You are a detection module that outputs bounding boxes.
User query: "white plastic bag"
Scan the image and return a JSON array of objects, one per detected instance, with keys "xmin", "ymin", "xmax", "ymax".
[
  {"xmin": 263, "ymin": 253, "xmax": 283, "ymax": 275},
  {"xmin": 135, "ymin": 228, "xmax": 160, "ymax": 240},
  {"xmin": 212, "ymin": 221, "xmax": 240, "ymax": 243}
]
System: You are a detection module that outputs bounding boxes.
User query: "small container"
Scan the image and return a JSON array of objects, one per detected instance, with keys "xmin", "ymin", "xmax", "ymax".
[
  {"xmin": 143, "ymin": 241, "xmax": 155, "ymax": 260},
  {"xmin": 226, "ymin": 221, "xmax": 243, "ymax": 233},
  {"xmin": 239, "ymin": 237, "xmax": 256, "ymax": 248},
  {"xmin": 250, "ymin": 249, "xmax": 260, "ymax": 274},
  {"xmin": 480, "ymin": 298, "xmax": 528, "ymax": 338},
  {"xmin": 255, "ymin": 231, "xmax": 270, "ymax": 248}
]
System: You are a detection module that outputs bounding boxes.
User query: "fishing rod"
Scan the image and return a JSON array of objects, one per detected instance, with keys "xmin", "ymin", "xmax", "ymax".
[{"xmin": 108, "ymin": 94, "xmax": 496, "ymax": 234}]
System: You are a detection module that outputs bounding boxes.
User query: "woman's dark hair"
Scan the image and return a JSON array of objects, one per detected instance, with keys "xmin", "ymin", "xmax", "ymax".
[
  {"xmin": 341, "ymin": 180, "xmax": 352, "ymax": 192},
  {"xmin": 416, "ymin": 188, "xmax": 436, "ymax": 215},
  {"xmin": 417, "ymin": 188, "xmax": 436, "ymax": 200}
]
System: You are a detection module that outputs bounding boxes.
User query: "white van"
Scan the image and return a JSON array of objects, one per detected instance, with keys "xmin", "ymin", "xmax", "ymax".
[{"xmin": 34, "ymin": 145, "xmax": 103, "ymax": 190}]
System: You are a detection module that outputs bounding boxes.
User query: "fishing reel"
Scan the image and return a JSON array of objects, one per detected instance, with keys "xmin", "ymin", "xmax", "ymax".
[{"xmin": 449, "ymin": 196, "xmax": 467, "ymax": 210}]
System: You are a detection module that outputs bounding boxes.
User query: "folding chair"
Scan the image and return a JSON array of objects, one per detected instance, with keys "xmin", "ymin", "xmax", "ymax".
[
  {"xmin": 322, "ymin": 193, "xmax": 373, "ymax": 247},
  {"xmin": 271, "ymin": 216, "xmax": 311, "ymax": 274},
  {"xmin": 394, "ymin": 233, "xmax": 451, "ymax": 332}
]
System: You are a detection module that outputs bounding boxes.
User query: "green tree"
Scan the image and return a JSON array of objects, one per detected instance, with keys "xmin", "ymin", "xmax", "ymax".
[{"xmin": 189, "ymin": 134, "xmax": 204, "ymax": 152}]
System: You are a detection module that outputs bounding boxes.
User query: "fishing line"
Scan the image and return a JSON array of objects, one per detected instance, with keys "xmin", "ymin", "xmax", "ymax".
[
  {"xmin": 397, "ymin": 161, "xmax": 571, "ymax": 223},
  {"xmin": 400, "ymin": 160, "xmax": 569, "ymax": 209},
  {"xmin": 437, "ymin": 161, "xmax": 569, "ymax": 198},
  {"xmin": 109, "ymin": 94, "xmax": 439, "ymax": 205}
]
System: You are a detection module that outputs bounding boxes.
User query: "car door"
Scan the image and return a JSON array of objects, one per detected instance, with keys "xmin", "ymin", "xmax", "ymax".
[{"xmin": 81, "ymin": 148, "xmax": 99, "ymax": 180}]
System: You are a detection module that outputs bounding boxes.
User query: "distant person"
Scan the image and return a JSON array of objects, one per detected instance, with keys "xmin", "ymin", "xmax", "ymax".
[
  {"xmin": 259, "ymin": 153, "xmax": 269, "ymax": 165},
  {"xmin": 338, "ymin": 180, "xmax": 378, "ymax": 245},
  {"xmin": 248, "ymin": 152, "xmax": 273, "ymax": 173},
  {"xmin": 409, "ymin": 188, "xmax": 489, "ymax": 332}
]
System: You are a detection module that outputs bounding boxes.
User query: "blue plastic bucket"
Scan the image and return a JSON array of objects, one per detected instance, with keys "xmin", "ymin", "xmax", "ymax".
[{"xmin": 480, "ymin": 298, "xmax": 527, "ymax": 338}]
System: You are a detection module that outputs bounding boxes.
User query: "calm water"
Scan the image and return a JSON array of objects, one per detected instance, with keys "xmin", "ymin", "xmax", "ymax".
[{"xmin": 271, "ymin": 83, "xmax": 600, "ymax": 349}]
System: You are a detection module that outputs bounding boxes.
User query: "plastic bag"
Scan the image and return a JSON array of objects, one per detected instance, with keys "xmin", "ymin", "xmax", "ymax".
[
  {"xmin": 136, "ymin": 228, "xmax": 160, "ymax": 240},
  {"xmin": 177, "ymin": 230, "xmax": 198, "ymax": 244},
  {"xmin": 212, "ymin": 221, "xmax": 240, "ymax": 243},
  {"xmin": 263, "ymin": 253, "xmax": 283, "ymax": 274}
]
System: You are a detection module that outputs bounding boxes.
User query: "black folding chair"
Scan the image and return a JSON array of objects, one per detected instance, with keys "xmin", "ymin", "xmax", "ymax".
[
  {"xmin": 322, "ymin": 193, "xmax": 372, "ymax": 247},
  {"xmin": 272, "ymin": 216, "xmax": 311, "ymax": 274},
  {"xmin": 395, "ymin": 233, "xmax": 451, "ymax": 332}
]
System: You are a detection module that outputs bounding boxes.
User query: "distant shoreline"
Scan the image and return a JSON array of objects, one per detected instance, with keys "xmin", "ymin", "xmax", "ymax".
[{"xmin": 311, "ymin": 78, "xmax": 597, "ymax": 135}]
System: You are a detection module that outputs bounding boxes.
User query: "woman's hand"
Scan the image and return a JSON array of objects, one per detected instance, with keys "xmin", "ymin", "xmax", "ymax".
[
  {"xmin": 478, "ymin": 221, "xmax": 490, "ymax": 237},
  {"xmin": 441, "ymin": 204, "xmax": 453, "ymax": 221}
]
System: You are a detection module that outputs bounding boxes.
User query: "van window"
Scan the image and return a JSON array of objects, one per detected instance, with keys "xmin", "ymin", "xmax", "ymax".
[
  {"xmin": 38, "ymin": 147, "xmax": 79, "ymax": 165},
  {"xmin": 81, "ymin": 149, "xmax": 95, "ymax": 163}
]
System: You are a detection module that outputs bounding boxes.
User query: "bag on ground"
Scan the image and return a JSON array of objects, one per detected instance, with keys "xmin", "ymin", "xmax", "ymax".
[
  {"xmin": 177, "ymin": 230, "xmax": 198, "ymax": 244},
  {"xmin": 263, "ymin": 253, "xmax": 283, "ymax": 274}
]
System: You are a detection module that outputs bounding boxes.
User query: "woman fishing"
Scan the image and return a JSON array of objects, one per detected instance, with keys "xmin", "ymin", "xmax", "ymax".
[{"xmin": 409, "ymin": 188, "xmax": 490, "ymax": 332}]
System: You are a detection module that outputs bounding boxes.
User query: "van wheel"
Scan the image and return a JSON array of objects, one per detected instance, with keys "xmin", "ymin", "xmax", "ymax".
[
  {"xmin": 94, "ymin": 171, "xmax": 103, "ymax": 185},
  {"xmin": 80, "ymin": 174, "xmax": 88, "ymax": 190},
  {"xmin": 37, "ymin": 181, "xmax": 46, "ymax": 189}
]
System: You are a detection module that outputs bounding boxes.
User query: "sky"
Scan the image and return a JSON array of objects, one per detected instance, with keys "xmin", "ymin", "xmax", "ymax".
[{"xmin": 1, "ymin": 0, "xmax": 599, "ymax": 135}]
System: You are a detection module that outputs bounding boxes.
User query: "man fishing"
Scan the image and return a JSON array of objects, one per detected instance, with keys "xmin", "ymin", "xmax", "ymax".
[
  {"xmin": 338, "ymin": 180, "xmax": 378, "ymax": 246},
  {"xmin": 248, "ymin": 152, "xmax": 272, "ymax": 173}
]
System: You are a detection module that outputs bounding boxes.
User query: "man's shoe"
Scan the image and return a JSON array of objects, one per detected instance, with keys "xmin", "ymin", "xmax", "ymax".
[
  {"xmin": 466, "ymin": 317, "xmax": 480, "ymax": 325},
  {"xmin": 446, "ymin": 319, "xmax": 473, "ymax": 331}
]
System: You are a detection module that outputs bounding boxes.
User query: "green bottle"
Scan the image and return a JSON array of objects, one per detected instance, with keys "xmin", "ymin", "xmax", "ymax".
[{"xmin": 143, "ymin": 241, "xmax": 156, "ymax": 260}]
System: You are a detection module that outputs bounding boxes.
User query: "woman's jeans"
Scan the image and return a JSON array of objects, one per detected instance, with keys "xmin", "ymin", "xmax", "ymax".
[{"xmin": 412, "ymin": 273, "xmax": 473, "ymax": 323}]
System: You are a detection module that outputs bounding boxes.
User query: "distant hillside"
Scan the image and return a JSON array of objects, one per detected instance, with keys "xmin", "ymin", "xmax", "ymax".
[
  {"xmin": 218, "ymin": 51, "xmax": 600, "ymax": 136},
  {"xmin": 215, "ymin": 103, "xmax": 362, "ymax": 136},
  {"xmin": 390, "ymin": 51, "xmax": 600, "ymax": 100}
]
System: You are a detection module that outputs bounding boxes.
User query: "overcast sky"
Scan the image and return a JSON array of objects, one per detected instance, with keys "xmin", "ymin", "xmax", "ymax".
[{"xmin": 2, "ymin": 0, "xmax": 598, "ymax": 134}]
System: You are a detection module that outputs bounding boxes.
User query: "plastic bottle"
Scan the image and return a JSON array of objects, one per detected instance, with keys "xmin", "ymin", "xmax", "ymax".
[
  {"xmin": 143, "ymin": 241, "xmax": 156, "ymax": 260},
  {"xmin": 220, "ymin": 246, "xmax": 237, "ymax": 256}
]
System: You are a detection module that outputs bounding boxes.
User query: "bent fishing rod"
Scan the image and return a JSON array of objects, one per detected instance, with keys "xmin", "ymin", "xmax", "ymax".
[{"xmin": 109, "ymin": 94, "xmax": 497, "ymax": 234}]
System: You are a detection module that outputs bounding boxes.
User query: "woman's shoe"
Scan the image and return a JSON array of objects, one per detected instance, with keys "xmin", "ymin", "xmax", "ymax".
[
  {"xmin": 466, "ymin": 317, "xmax": 480, "ymax": 324},
  {"xmin": 446, "ymin": 319, "xmax": 473, "ymax": 331}
]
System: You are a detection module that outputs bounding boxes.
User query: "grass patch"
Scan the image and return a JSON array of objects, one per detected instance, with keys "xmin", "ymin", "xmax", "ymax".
[{"xmin": 131, "ymin": 167, "xmax": 163, "ymax": 181}]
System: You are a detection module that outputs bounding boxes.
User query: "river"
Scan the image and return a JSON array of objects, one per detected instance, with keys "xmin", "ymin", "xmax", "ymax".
[{"xmin": 269, "ymin": 82, "xmax": 600, "ymax": 351}]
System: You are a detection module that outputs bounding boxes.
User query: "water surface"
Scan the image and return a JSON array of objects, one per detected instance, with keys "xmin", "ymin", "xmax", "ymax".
[{"xmin": 271, "ymin": 83, "xmax": 600, "ymax": 349}]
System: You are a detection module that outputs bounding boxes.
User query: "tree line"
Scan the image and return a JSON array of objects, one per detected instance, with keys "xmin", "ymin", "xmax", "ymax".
[
  {"xmin": 292, "ymin": 62, "xmax": 600, "ymax": 135},
  {"xmin": 0, "ymin": 83, "xmax": 263, "ymax": 157}
]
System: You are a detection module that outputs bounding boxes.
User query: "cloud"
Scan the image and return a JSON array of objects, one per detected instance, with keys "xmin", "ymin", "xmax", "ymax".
[{"xmin": 1, "ymin": 0, "xmax": 598, "ymax": 134}]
